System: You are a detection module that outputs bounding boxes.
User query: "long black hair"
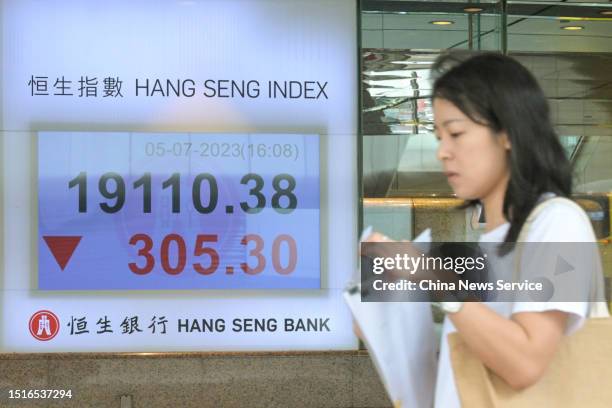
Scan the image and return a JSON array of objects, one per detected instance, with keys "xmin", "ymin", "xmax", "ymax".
[{"xmin": 431, "ymin": 51, "xmax": 572, "ymax": 253}]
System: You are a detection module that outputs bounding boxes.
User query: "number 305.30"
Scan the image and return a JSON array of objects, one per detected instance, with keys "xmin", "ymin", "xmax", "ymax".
[{"xmin": 128, "ymin": 233, "xmax": 297, "ymax": 276}]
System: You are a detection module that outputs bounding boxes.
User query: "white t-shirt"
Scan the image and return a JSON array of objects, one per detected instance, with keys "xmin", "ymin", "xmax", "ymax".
[{"xmin": 434, "ymin": 198, "xmax": 596, "ymax": 408}]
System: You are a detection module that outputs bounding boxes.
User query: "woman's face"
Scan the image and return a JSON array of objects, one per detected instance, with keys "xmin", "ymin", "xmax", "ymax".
[{"xmin": 433, "ymin": 97, "xmax": 510, "ymax": 201}]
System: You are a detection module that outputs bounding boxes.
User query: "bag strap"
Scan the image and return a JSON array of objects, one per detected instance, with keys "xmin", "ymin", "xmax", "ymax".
[{"xmin": 514, "ymin": 197, "xmax": 609, "ymax": 318}]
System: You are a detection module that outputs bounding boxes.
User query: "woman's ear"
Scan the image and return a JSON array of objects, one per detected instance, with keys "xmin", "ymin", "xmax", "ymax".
[{"xmin": 500, "ymin": 131, "xmax": 511, "ymax": 150}]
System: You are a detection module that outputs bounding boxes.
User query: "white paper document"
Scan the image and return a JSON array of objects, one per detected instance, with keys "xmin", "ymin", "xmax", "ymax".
[{"xmin": 345, "ymin": 228, "xmax": 436, "ymax": 408}]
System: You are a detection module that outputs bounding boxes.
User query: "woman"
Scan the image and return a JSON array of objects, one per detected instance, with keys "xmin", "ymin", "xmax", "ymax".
[{"xmin": 366, "ymin": 52, "xmax": 600, "ymax": 407}]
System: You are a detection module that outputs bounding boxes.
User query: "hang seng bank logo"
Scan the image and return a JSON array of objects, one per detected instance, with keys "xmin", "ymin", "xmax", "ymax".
[{"xmin": 29, "ymin": 310, "xmax": 60, "ymax": 341}]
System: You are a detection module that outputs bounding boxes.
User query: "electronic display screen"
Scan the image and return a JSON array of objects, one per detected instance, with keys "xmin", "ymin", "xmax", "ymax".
[
  {"xmin": 2, "ymin": 0, "xmax": 357, "ymax": 353},
  {"xmin": 38, "ymin": 132, "xmax": 320, "ymax": 290}
]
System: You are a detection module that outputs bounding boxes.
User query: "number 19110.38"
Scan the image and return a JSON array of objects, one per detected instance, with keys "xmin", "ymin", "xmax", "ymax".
[{"xmin": 68, "ymin": 172, "xmax": 297, "ymax": 214}]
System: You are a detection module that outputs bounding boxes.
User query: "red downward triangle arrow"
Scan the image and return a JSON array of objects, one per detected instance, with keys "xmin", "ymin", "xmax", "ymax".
[{"xmin": 43, "ymin": 236, "xmax": 82, "ymax": 271}]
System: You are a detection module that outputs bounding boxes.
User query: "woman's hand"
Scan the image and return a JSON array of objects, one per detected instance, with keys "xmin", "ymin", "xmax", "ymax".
[
  {"xmin": 360, "ymin": 231, "xmax": 423, "ymax": 280},
  {"xmin": 360, "ymin": 231, "xmax": 393, "ymax": 249}
]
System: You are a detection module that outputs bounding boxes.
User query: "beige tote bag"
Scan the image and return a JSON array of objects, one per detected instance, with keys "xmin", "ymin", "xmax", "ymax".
[{"xmin": 449, "ymin": 197, "xmax": 612, "ymax": 408}]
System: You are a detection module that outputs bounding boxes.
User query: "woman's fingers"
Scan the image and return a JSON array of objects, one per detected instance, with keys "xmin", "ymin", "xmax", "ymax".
[
  {"xmin": 360, "ymin": 231, "xmax": 394, "ymax": 257},
  {"xmin": 363, "ymin": 231, "xmax": 391, "ymax": 242},
  {"xmin": 361, "ymin": 235, "xmax": 426, "ymax": 280}
]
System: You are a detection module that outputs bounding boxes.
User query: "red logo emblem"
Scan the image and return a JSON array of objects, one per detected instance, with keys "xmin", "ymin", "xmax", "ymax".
[{"xmin": 29, "ymin": 310, "xmax": 60, "ymax": 341}]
